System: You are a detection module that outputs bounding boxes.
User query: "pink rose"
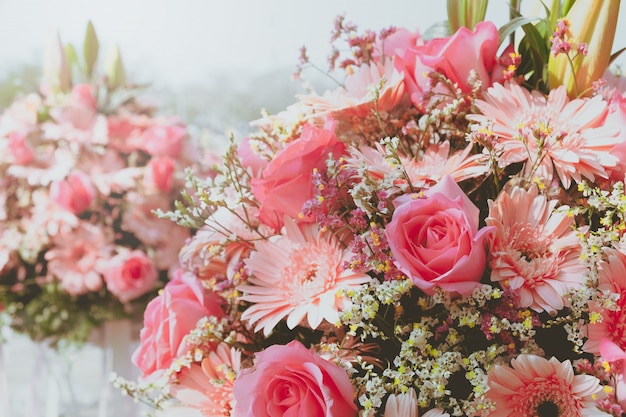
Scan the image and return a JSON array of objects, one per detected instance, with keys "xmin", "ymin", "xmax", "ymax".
[
  {"xmin": 395, "ymin": 21, "xmax": 500, "ymax": 105},
  {"xmin": 7, "ymin": 131, "xmax": 34, "ymax": 165},
  {"xmin": 385, "ymin": 175, "xmax": 493, "ymax": 295},
  {"xmin": 71, "ymin": 83, "xmax": 97, "ymax": 110},
  {"xmin": 251, "ymin": 123, "xmax": 345, "ymax": 229},
  {"xmin": 138, "ymin": 124, "xmax": 186, "ymax": 157},
  {"xmin": 49, "ymin": 84, "xmax": 98, "ymax": 131},
  {"xmin": 102, "ymin": 250, "xmax": 158, "ymax": 303},
  {"xmin": 50, "ymin": 171, "xmax": 95, "ymax": 214},
  {"xmin": 132, "ymin": 270, "xmax": 224, "ymax": 379},
  {"xmin": 144, "ymin": 156, "xmax": 176, "ymax": 192},
  {"xmin": 233, "ymin": 340, "xmax": 357, "ymax": 417}
]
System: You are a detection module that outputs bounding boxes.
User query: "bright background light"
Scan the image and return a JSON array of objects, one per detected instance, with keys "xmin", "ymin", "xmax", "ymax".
[{"xmin": 1, "ymin": 0, "xmax": 626, "ymax": 132}]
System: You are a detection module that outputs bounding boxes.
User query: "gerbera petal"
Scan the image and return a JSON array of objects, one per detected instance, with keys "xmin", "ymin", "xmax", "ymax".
[{"xmin": 240, "ymin": 218, "xmax": 371, "ymax": 335}]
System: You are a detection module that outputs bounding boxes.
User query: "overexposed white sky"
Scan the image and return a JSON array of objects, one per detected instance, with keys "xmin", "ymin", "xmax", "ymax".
[{"xmin": 1, "ymin": 1, "xmax": 626, "ymax": 100}]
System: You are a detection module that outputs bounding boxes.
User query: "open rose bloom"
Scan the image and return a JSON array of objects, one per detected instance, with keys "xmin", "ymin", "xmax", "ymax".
[{"xmin": 124, "ymin": 3, "xmax": 626, "ymax": 417}]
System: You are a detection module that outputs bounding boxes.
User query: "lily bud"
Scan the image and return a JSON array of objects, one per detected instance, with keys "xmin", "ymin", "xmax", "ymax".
[
  {"xmin": 548, "ymin": 0, "xmax": 620, "ymax": 97},
  {"xmin": 42, "ymin": 30, "xmax": 71, "ymax": 93},
  {"xmin": 83, "ymin": 21, "xmax": 99, "ymax": 78},
  {"xmin": 105, "ymin": 44, "xmax": 126, "ymax": 89},
  {"xmin": 447, "ymin": 0, "xmax": 489, "ymax": 32}
]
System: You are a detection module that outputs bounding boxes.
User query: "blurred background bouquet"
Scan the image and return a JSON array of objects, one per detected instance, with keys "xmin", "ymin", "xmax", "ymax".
[
  {"xmin": 122, "ymin": 0, "xmax": 626, "ymax": 416},
  {"xmin": 0, "ymin": 22, "xmax": 209, "ymax": 346}
]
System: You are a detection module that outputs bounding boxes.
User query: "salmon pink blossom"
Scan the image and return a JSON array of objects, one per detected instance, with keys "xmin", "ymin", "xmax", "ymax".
[
  {"xmin": 44, "ymin": 222, "xmax": 112, "ymax": 296},
  {"xmin": 485, "ymin": 354, "xmax": 604, "ymax": 416},
  {"xmin": 239, "ymin": 217, "xmax": 371, "ymax": 336},
  {"xmin": 486, "ymin": 184, "xmax": 586, "ymax": 313},
  {"xmin": 468, "ymin": 82, "xmax": 620, "ymax": 189},
  {"xmin": 171, "ymin": 343, "xmax": 241, "ymax": 417}
]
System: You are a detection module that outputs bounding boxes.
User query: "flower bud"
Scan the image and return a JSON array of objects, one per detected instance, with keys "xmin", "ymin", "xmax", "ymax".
[
  {"xmin": 42, "ymin": 30, "xmax": 71, "ymax": 93},
  {"xmin": 447, "ymin": 0, "xmax": 489, "ymax": 32}
]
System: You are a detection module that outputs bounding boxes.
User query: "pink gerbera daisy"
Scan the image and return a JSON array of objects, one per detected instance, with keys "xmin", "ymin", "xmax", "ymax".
[
  {"xmin": 345, "ymin": 140, "xmax": 487, "ymax": 192},
  {"xmin": 297, "ymin": 59, "xmax": 406, "ymax": 121},
  {"xmin": 383, "ymin": 388, "xmax": 419, "ymax": 417},
  {"xmin": 486, "ymin": 354, "xmax": 605, "ymax": 417},
  {"xmin": 468, "ymin": 82, "xmax": 620, "ymax": 189},
  {"xmin": 239, "ymin": 217, "xmax": 371, "ymax": 336},
  {"xmin": 486, "ymin": 184, "xmax": 586, "ymax": 313},
  {"xmin": 583, "ymin": 246, "xmax": 626, "ymax": 361},
  {"xmin": 171, "ymin": 343, "xmax": 241, "ymax": 417},
  {"xmin": 44, "ymin": 221, "xmax": 113, "ymax": 295}
]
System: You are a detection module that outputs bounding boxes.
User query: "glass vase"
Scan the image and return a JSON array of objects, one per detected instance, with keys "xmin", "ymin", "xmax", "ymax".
[{"xmin": 2, "ymin": 319, "xmax": 143, "ymax": 417}]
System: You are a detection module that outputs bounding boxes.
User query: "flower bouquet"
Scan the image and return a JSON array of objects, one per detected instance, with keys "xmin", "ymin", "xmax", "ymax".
[
  {"xmin": 0, "ymin": 22, "xmax": 205, "ymax": 346},
  {"xmin": 124, "ymin": 0, "xmax": 626, "ymax": 416}
]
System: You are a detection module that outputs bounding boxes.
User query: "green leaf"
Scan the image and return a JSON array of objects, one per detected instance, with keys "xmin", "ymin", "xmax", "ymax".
[
  {"xmin": 516, "ymin": 22, "xmax": 551, "ymax": 91},
  {"xmin": 83, "ymin": 21, "xmax": 99, "ymax": 78},
  {"xmin": 497, "ymin": 16, "xmax": 541, "ymax": 47}
]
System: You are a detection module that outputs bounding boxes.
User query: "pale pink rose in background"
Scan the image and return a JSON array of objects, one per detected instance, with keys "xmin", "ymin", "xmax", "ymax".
[
  {"xmin": 251, "ymin": 123, "xmax": 346, "ymax": 229},
  {"xmin": 138, "ymin": 123, "xmax": 186, "ymax": 157},
  {"xmin": 44, "ymin": 221, "xmax": 113, "ymax": 296},
  {"xmin": 485, "ymin": 355, "xmax": 604, "ymax": 416},
  {"xmin": 70, "ymin": 83, "xmax": 97, "ymax": 110},
  {"xmin": 132, "ymin": 270, "xmax": 225, "ymax": 379},
  {"xmin": 7, "ymin": 131, "xmax": 34, "ymax": 165},
  {"xmin": 106, "ymin": 112, "xmax": 152, "ymax": 153},
  {"xmin": 233, "ymin": 340, "xmax": 357, "ymax": 417},
  {"xmin": 50, "ymin": 171, "xmax": 95, "ymax": 214},
  {"xmin": 171, "ymin": 343, "xmax": 242, "ymax": 416},
  {"xmin": 49, "ymin": 84, "xmax": 98, "ymax": 131},
  {"xmin": 144, "ymin": 156, "xmax": 176, "ymax": 192},
  {"xmin": 385, "ymin": 175, "xmax": 493, "ymax": 296},
  {"xmin": 395, "ymin": 21, "xmax": 500, "ymax": 106},
  {"xmin": 102, "ymin": 250, "xmax": 158, "ymax": 303},
  {"xmin": 237, "ymin": 136, "xmax": 268, "ymax": 177}
]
